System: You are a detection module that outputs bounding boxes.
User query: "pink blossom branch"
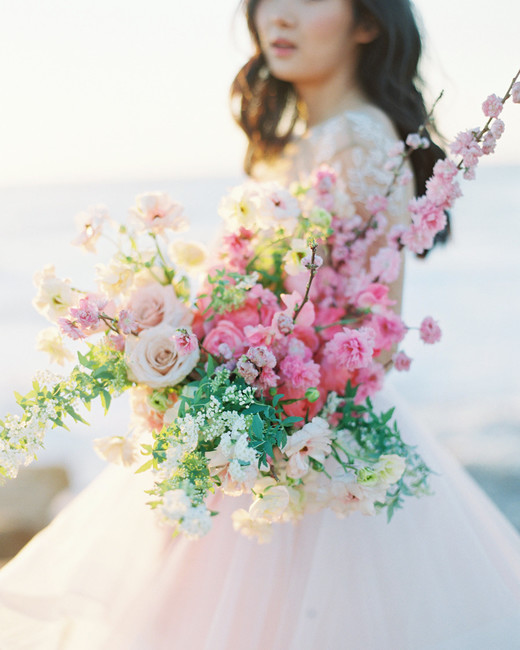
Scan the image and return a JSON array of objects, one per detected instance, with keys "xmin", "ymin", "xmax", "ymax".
[{"xmin": 293, "ymin": 241, "xmax": 319, "ymax": 321}]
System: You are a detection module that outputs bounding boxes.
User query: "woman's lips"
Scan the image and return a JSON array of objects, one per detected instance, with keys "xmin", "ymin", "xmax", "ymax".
[{"xmin": 270, "ymin": 39, "xmax": 297, "ymax": 58}]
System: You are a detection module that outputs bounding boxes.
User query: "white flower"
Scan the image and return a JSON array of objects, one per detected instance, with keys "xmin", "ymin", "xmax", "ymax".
[
  {"xmin": 130, "ymin": 192, "xmax": 188, "ymax": 234},
  {"xmin": 161, "ymin": 489, "xmax": 191, "ymax": 521},
  {"xmin": 36, "ymin": 327, "xmax": 74, "ymax": 365},
  {"xmin": 33, "ymin": 265, "xmax": 77, "ymax": 322},
  {"xmin": 328, "ymin": 474, "xmax": 387, "ymax": 517},
  {"xmin": 168, "ymin": 240, "xmax": 208, "ymax": 272},
  {"xmin": 374, "ymin": 454, "xmax": 406, "ymax": 486},
  {"xmin": 71, "ymin": 204, "xmax": 109, "ymax": 253},
  {"xmin": 218, "ymin": 183, "xmax": 266, "ymax": 231},
  {"xmin": 261, "ymin": 182, "xmax": 300, "ymax": 233},
  {"xmin": 249, "ymin": 477, "xmax": 290, "ymax": 522},
  {"xmin": 179, "ymin": 505, "xmax": 212, "ymax": 539},
  {"xmin": 282, "ymin": 238, "xmax": 309, "ymax": 276},
  {"xmin": 96, "ymin": 258, "xmax": 133, "ymax": 298},
  {"xmin": 93, "ymin": 434, "xmax": 141, "ymax": 467},
  {"xmin": 283, "ymin": 417, "xmax": 333, "ymax": 479},
  {"xmin": 125, "ymin": 324, "xmax": 200, "ymax": 389},
  {"xmin": 232, "ymin": 508, "xmax": 273, "ymax": 544}
]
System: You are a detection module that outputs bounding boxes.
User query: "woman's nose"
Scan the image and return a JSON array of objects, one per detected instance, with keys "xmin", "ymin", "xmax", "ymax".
[{"xmin": 268, "ymin": 0, "xmax": 297, "ymax": 28}]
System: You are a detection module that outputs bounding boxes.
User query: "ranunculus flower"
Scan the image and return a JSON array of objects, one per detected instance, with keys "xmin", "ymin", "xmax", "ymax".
[
  {"xmin": 125, "ymin": 324, "xmax": 199, "ymax": 388},
  {"xmin": 126, "ymin": 283, "xmax": 193, "ymax": 332}
]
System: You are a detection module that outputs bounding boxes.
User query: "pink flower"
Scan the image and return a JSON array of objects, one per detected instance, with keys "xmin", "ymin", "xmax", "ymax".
[
  {"xmin": 236, "ymin": 357, "xmax": 260, "ymax": 385},
  {"xmin": 512, "ymin": 82, "xmax": 520, "ymax": 104},
  {"xmin": 481, "ymin": 132, "xmax": 497, "ymax": 155},
  {"xmin": 355, "ymin": 283, "xmax": 394, "ymax": 310},
  {"xmin": 387, "ymin": 141, "xmax": 405, "ymax": 157},
  {"xmin": 256, "ymin": 366, "xmax": 280, "ymax": 391},
  {"xmin": 127, "ymin": 283, "xmax": 192, "ymax": 332},
  {"xmin": 352, "ymin": 362, "xmax": 385, "ymax": 405},
  {"xmin": 369, "ymin": 247, "xmax": 401, "ymax": 284},
  {"xmin": 369, "ymin": 311, "xmax": 407, "ymax": 351},
  {"xmin": 405, "ymin": 133, "xmax": 422, "ymax": 149},
  {"xmin": 312, "ymin": 165, "xmax": 337, "ymax": 193},
  {"xmin": 365, "ymin": 195, "xmax": 389, "ymax": 215},
  {"xmin": 247, "ymin": 345, "xmax": 276, "ymax": 368},
  {"xmin": 419, "ymin": 316, "xmax": 442, "ymax": 344},
  {"xmin": 490, "ymin": 119, "xmax": 505, "ymax": 139},
  {"xmin": 313, "ymin": 306, "xmax": 345, "ymax": 342},
  {"xmin": 69, "ymin": 296, "xmax": 101, "ymax": 331},
  {"xmin": 172, "ymin": 328, "xmax": 199, "ymax": 356},
  {"xmin": 106, "ymin": 332, "xmax": 125, "ymax": 351},
  {"xmin": 301, "ymin": 254, "xmax": 323, "ymax": 270},
  {"xmin": 319, "ymin": 354, "xmax": 351, "ymax": 395},
  {"xmin": 281, "ymin": 291, "xmax": 315, "ymax": 327},
  {"xmin": 245, "ymin": 323, "xmax": 276, "ymax": 346},
  {"xmin": 272, "ymin": 312, "xmax": 294, "ymax": 336},
  {"xmin": 409, "ymin": 197, "xmax": 447, "ymax": 236},
  {"xmin": 203, "ymin": 320, "xmax": 245, "ymax": 358},
  {"xmin": 71, "ymin": 205, "xmax": 109, "ymax": 253},
  {"xmin": 58, "ymin": 317, "xmax": 86, "ymax": 340},
  {"xmin": 280, "ymin": 355, "xmax": 320, "ymax": 390},
  {"xmin": 283, "ymin": 417, "xmax": 333, "ymax": 479},
  {"xmin": 400, "ymin": 224, "xmax": 434, "ymax": 255},
  {"xmin": 482, "ymin": 94, "xmax": 503, "ymax": 118},
  {"xmin": 387, "ymin": 224, "xmax": 408, "ymax": 250},
  {"xmin": 393, "ymin": 351, "xmax": 412, "ymax": 372},
  {"xmin": 118, "ymin": 309, "xmax": 136, "ymax": 335},
  {"xmin": 221, "ymin": 228, "xmax": 255, "ymax": 273},
  {"xmin": 324, "ymin": 327, "xmax": 375, "ymax": 372}
]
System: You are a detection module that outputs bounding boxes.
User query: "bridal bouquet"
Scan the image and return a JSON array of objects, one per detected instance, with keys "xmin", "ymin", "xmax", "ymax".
[{"xmin": 1, "ymin": 74, "xmax": 518, "ymax": 543}]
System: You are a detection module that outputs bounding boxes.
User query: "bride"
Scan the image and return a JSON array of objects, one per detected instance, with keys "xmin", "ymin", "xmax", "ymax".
[{"xmin": 1, "ymin": 0, "xmax": 520, "ymax": 648}]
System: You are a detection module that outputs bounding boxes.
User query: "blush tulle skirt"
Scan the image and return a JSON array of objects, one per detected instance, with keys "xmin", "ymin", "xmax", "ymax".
[{"xmin": 1, "ymin": 388, "xmax": 520, "ymax": 650}]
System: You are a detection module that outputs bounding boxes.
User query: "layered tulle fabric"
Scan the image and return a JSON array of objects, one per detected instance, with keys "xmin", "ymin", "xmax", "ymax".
[{"xmin": 1, "ymin": 387, "xmax": 520, "ymax": 650}]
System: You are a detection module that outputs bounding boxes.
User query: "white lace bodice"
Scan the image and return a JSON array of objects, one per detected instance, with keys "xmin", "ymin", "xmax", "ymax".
[{"xmin": 253, "ymin": 103, "xmax": 413, "ymax": 227}]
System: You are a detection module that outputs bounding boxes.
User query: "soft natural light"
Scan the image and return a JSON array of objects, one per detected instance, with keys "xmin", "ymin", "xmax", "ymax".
[{"xmin": 0, "ymin": 0, "xmax": 518, "ymax": 186}]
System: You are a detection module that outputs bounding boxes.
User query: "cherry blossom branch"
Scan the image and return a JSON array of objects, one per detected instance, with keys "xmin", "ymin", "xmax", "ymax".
[{"xmin": 293, "ymin": 240, "xmax": 320, "ymax": 321}]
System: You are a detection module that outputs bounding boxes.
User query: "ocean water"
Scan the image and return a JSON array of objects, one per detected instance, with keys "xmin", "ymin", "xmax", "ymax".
[{"xmin": 0, "ymin": 167, "xmax": 519, "ymax": 499}]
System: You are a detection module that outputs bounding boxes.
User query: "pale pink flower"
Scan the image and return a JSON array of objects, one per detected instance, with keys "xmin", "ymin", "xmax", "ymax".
[
  {"xmin": 272, "ymin": 312, "xmax": 294, "ymax": 336},
  {"xmin": 69, "ymin": 296, "xmax": 101, "ymax": 331},
  {"xmin": 172, "ymin": 328, "xmax": 199, "ymax": 356},
  {"xmin": 312, "ymin": 165, "xmax": 337, "ymax": 193},
  {"xmin": 204, "ymin": 320, "xmax": 245, "ymax": 358},
  {"xmin": 419, "ymin": 316, "xmax": 442, "ymax": 344},
  {"xmin": 355, "ymin": 283, "xmax": 394, "ymax": 310},
  {"xmin": 409, "ymin": 196, "xmax": 447, "ymax": 236},
  {"xmin": 387, "ymin": 224, "xmax": 408, "ymax": 250},
  {"xmin": 217, "ymin": 342, "xmax": 233, "ymax": 360},
  {"xmin": 463, "ymin": 167, "xmax": 476, "ymax": 181},
  {"xmin": 281, "ymin": 291, "xmax": 315, "ymax": 327},
  {"xmin": 425, "ymin": 173, "xmax": 461, "ymax": 210},
  {"xmin": 71, "ymin": 205, "xmax": 109, "ymax": 253},
  {"xmin": 107, "ymin": 332, "xmax": 125, "ymax": 352},
  {"xmin": 324, "ymin": 327, "xmax": 375, "ymax": 371},
  {"xmin": 399, "ymin": 168, "xmax": 414, "ymax": 187},
  {"xmin": 244, "ymin": 323, "xmax": 276, "ymax": 347},
  {"xmin": 130, "ymin": 192, "xmax": 187, "ymax": 234},
  {"xmin": 236, "ymin": 357, "xmax": 260, "ymax": 384},
  {"xmin": 393, "ymin": 351, "xmax": 412, "ymax": 372},
  {"xmin": 58, "ymin": 317, "xmax": 86, "ymax": 340},
  {"xmin": 365, "ymin": 195, "xmax": 389, "ymax": 215},
  {"xmin": 286, "ymin": 337, "xmax": 308, "ymax": 359},
  {"xmin": 406, "ymin": 133, "xmax": 422, "ymax": 149},
  {"xmin": 490, "ymin": 119, "xmax": 505, "ymax": 139},
  {"xmin": 369, "ymin": 247, "xmax": 401, "ymax": 284},
  {"xmin": 400, "ymin": 224, "xmax": 434, "ymax": 255},
  {"xmin": 280, "ymin": 355, "xmax": 320, "ymax": 390},
  {"xmin": 247, "ymin": 345, "xmax": 276, "ymax": 368},
  {"xmin": 265, "ymin": 184, "xmax": 300, "ymax": 225},
  {"xmin": 301, "ymin": 254, "xmax": 323, "ymax": 270},
  {"xmin": 482, "ymin": 94, "xmax": 503, "ymax": 118},
  {"xmin": 387, "ymin": 140, "xmax": 405, "ymax": 157},
  {"xmin": 283, "ymin": 417, "xmax": 333, "ymax": 479},
  {"xmin": 118, "ymin": 309, "xmax": 136, "ymax": 335},
  {"xmin": 512, "ymin": 82, "xmax": 520, "ymax": 103},
  {"xmin": 481, "ymin": 132, "xmax": 497, "ymax": 155},
  {"xmin": 126, "ymin": 283, "xmax": 193, "ymax": 332}
]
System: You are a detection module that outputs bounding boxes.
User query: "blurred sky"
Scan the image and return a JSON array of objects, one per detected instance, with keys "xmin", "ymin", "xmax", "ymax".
[{"xmin": 0, "ymin": 0, "xmax": 518, "ymax": 186}]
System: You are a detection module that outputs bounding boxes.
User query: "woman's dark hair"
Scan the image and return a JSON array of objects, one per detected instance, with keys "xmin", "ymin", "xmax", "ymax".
[{"xmin": 231, "ymin": 0, "xmax": 450, "ymax": 252}]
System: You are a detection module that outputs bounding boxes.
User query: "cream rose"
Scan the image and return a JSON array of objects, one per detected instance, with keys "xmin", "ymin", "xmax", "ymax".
[
  {"xmin": 125, "ymin": 324, "xmax": 199, "ymax": 388},
  {"xmin": 126, "ymin": 283, "xmax": 193, "ymax": 331}
]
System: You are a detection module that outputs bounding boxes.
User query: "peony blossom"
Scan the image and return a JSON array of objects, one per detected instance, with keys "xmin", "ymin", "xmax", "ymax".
[
  {"xmin": 419, "ymin": 316, "xmax": 442, "ymax": 344},
  {"xmin": 125, "ymin": 324, "xmax": 200, "ymax": 388}
]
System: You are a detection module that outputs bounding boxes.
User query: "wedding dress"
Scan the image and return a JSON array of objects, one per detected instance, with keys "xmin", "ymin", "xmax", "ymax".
[{"xmin": 1, "ymin": 105, "xmax": 520, "ymax": 650}]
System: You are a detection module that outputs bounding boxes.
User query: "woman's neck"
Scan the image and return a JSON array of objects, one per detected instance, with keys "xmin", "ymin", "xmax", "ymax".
[{"xmin": 296, "ymin": 74, "xmax": 367, "ymax": 129}]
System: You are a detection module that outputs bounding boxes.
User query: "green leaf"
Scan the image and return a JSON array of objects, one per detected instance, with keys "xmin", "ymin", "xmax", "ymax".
[
  {"xmin": 135, "ymin": 459, "xmax": 153, "ymax": 474},
  {"xmin": 282, "ymin": 416, "xmax": 303, "ymax": 426},
  {"xmin": 252, "ymin": 414, "xmax": 264, "ymax": 437}
]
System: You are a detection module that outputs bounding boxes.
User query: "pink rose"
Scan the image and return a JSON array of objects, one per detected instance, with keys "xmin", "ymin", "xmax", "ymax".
[
  {"xmin": 127, "ymin": 283, "xmax": 192, "ymax": 332},
  {"xmin": 203, "ymin": 320, "xmax": 246, "ymax": 358}
]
